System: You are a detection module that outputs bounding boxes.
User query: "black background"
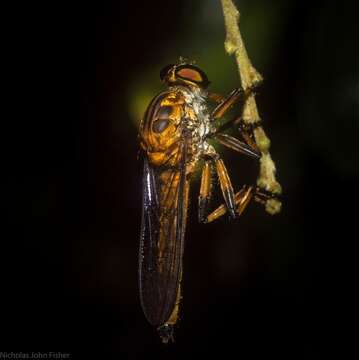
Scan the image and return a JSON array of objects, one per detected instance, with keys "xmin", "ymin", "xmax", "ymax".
[{"xmin": 3, "ymin": 0, "xmax": 358, "ymax": 358}]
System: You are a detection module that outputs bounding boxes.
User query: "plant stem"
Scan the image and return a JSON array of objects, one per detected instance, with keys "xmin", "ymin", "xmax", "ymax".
[{"xmin": 220, "ymin": 0, "xmax": 282, "ymax": 215}]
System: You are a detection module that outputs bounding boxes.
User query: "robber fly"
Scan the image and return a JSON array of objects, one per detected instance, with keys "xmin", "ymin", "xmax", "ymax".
[{"xmin": 138, "ymin": 61, "xmax": 275, "ymax": 343}]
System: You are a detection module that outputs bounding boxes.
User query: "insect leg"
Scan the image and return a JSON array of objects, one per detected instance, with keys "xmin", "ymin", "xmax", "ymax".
[
  {"xmin": 198, "ymin": 160, "xmax": 213, "ymax": 223},
  {"xmin": 211, "ymin": 88, "xmax": 244, "ymax": 120},
  {"xmin": 215, "ymin": 158, "xmax": 237, "ymax": 219},
  {"xmin": 206, "ymin": 186, "xmax": 254, "ymax": 223},
  {"xmin": 214, "ymin": 133, "xmax": 260, "ymax": 159},
  {"xmin": 253, "ymin": 186, "xmax": 279, "ymax": 205},
  {"xmin": 237, "ymin": 120, "xmax": 262, "ymax": 152},
  {"xmin": 207, "ymin": 92, "xmax": 225, "ymax": 103},
  {"xmin": 211, "ymin": 79, "xmax": 262, "ymax": 120}
]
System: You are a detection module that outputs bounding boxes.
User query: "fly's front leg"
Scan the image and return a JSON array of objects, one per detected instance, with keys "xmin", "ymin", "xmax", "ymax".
[
  {"xmin": 210, "ymin": 80, "xmax": 262, "ymax": 121},
  {"xmin": 198, "ymin": 160, "xmax": 213, "ymax": 223},
  {"xmin": 211, "ymin": 88, "xmax": 244, "ymax": 120},
  {"xmin": 207, "ymin": 92, "xmax": 225, "ymax": 103}
]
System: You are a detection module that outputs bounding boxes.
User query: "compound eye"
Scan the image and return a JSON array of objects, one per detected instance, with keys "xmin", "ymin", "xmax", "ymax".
[
  {"xmin": 152, "ymin": 119, "xmax": 169, "ymax": 133},
  {"xmin": 177, "ymin": 68, "xmax": 203, "ymax": 82},
  {"xmin": 175, "ymin": 65, "xmax": 210, "ymax": 88}
]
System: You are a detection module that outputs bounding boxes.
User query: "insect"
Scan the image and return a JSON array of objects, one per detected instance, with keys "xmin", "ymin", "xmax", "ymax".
[{"xmin": 138, "ymin": 61, "xmax": 276, "ymax": 343}]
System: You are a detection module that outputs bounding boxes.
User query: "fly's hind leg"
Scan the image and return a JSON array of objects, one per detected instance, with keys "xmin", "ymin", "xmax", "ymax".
[
  {"xmin": 206, "ymin": 185, "xmax": 254, "ymax": 223},
  {"xmin": 206, "ymin": 186, "xmax": 279, "ymax": 223},
  {"xmin": 253, "ymin": 187, "xmax": 279, "ymax": 206}
]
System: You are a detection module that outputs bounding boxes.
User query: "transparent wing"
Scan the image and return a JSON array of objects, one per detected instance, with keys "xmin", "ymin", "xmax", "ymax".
[{"xmin": 139, "ymin": 141, "xmax": 189, "ymax": 326}]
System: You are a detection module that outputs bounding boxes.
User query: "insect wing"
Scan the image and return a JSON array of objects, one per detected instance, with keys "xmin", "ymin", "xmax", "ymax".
[{"xmin": 139, "ymin": 141, "xmax": 189, "ymax": 326}]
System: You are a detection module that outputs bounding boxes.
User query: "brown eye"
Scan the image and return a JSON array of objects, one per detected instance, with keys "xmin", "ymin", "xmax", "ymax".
[
  {"xmin": 177, "ymin": 68, "xmax": 202, "ymax": 82},
  {"xmin": 175, "ymin": 64, "xmax": 210, "ymax": 88},
  {"xmin": 152, "ymin": 119, "xmax": 169, "ymax": 133}
]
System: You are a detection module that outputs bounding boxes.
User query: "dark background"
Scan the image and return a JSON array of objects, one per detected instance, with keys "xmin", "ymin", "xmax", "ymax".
[{"xmin": 3, "ymin": 0, "xmax": 358, "ymax": 358}]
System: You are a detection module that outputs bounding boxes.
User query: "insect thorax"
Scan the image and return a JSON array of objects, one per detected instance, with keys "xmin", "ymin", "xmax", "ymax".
[{"xmin": 175, "ymin": 86, "xmax": 215, "ymax": 166}]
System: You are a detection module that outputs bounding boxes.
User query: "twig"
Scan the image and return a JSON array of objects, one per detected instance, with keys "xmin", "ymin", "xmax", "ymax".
[{"xmin": 220, "ymin": 0, "xmax": 282, "ymax": 215}]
